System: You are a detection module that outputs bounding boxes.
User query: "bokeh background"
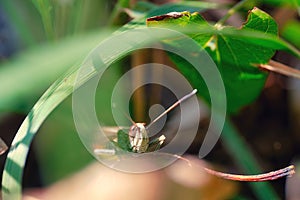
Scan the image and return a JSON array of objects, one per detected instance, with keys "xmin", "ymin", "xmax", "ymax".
[{"xmin": 0, "ymin": 0, "xmax": 299, "ymax": 199}]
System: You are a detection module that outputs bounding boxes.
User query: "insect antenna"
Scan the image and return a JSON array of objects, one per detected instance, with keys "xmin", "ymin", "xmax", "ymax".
[{"xmin": 146, "ymin": 89, "xmax": 197, "ymax": 130}]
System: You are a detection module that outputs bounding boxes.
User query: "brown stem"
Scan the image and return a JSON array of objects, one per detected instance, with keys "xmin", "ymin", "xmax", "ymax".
[
  {"xmin": 259, "ymin": 60, "xmax": 300, "ymax": 79},
  {"xmin": 204, "ymin": 165, "xmax": 295, "ymax": 182}
]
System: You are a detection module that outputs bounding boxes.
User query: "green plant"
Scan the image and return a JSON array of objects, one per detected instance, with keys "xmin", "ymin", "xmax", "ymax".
[{"xmin": 1, "ymin": 1, "xmax": 299, "ymax": 199}]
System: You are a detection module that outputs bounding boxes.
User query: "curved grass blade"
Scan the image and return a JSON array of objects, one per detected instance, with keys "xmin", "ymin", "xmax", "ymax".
[
  {"xmin": 0, "ymin": 30, "xmax": 112, "ymax": 112},
  {"xmin": 1, "ymin": 63, "xmax": 79, "ymax": 199},
  {"xmin": 1, "ymin": 3, "xmax": 205, "ymax": 197},
  {"xmin": 1, "ymin": 29, "xmax": 114, "ymax": 199},
  {"xmin": 1, "ymin": 26, "xmax": 186, "ymax": 199}
]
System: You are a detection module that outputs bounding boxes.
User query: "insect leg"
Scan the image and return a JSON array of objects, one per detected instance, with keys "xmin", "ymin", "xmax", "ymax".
[{"xmin": 147, "ymin": 135, "xmax": 166, "ymax": 152}]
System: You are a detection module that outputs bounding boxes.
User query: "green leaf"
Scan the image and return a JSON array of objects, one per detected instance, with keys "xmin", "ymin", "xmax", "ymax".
[
  {"xmin": 123, "ymin": 1, "xmax": 217, "ymax": 30},
  {"xmin": 212, "ymin": 8, "xmax": 278, "ymax": 112},
  {"xmin": 117, "ymin": 129, "xmax": 131, "ymax": 151},
  {"xmin": 147, "ymin": 8, "xmax": 279, "ymax": 113},
  {"xmin": 146, "ymin": 1, "xmax": 219, "ymax": 17}
]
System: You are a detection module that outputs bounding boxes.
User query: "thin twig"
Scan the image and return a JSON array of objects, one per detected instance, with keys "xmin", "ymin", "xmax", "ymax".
[
  {"xmin": 259, "ymin": 59, "xmax": 300, "ymax": 79},
  {"xmin": 204, "ymin": 165, "xmax": 295, "ymax": 182}
]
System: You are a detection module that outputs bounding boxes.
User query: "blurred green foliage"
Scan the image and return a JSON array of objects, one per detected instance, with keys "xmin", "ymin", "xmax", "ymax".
[
  {"xmin": 0, "ymin": 0, "xmax": 299, "ymax": 199},
  {"xmin": 0, "ymin": 0, "xmax": 118, "ymax": 185},
  {"xmin": 282, "ymin": 20, "xmax": 300, "ymax": 48}
]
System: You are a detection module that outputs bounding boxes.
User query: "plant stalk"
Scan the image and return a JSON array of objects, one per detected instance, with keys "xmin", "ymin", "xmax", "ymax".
[
  {"xmin": 259, "ymin": 59, "xmax": 300, "ymax": 79},
  {"xmin": 215, "ymin": 0, "xmax": 249, "ymax": 27}
]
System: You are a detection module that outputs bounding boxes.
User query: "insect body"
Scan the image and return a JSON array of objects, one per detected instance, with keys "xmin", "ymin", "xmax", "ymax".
[
  {"xmin": 126, "ymin": 122, "xmax": 167, "ymax": 153},
  {"xmin": 124, "ymin": 89, "xmax": 197, "ymax": 153},
  {"xmin": 128, "ymin": 123, "xmax": 148, "ymax": 153}
]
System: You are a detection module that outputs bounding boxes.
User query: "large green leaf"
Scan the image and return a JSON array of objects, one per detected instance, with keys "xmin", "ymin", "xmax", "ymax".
[
  {"xmin": 212, "ymin": 8, "xmax": 278, "ymax": 112},
  {"xmin": 148, "ymin": 8, "xmax": 279, "ymax": 112}
]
